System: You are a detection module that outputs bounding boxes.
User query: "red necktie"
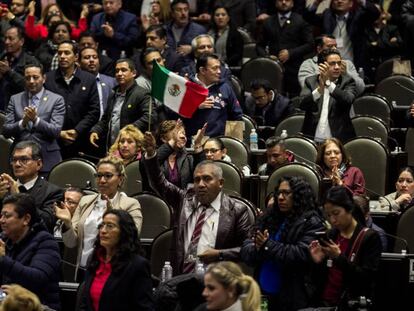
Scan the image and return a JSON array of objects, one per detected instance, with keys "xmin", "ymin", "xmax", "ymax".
[{"xmin": 183, "ymin": 205, "xmax": 208, "ymax": 274}]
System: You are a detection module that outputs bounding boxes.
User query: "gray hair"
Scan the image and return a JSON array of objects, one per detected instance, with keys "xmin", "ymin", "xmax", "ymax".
[
  {"xmin": 191, "ymin": 34, "xmax": 215, "ymax": 52},
  {"xmin": 195, "ymin": 160, "xmax": 223, "ymax": 179}
]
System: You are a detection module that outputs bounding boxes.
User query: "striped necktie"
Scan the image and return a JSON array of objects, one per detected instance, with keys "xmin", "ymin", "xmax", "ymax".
[{"xmin": 183, "ymin": 205, "xmax": 209, "ymax": 274}]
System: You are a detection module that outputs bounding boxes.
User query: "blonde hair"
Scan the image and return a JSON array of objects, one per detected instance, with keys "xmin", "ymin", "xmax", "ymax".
[
  {"xmin": 97, "ymin": 155, "xmax": 126, "ymax": 187},
  {"xmin": 109, "ymin": 125, "xmax": 144, "ymax": 161},
  {"xmin": 206, "ymin": 262, "xmax": 261, "ymax": 311},
  {"xmin": 0, "ymin": 284, "xmax": 42, "ymax": 311}
]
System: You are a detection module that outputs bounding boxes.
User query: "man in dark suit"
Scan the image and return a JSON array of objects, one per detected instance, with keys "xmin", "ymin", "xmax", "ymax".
[
  {"xmin": 0, "ymin": 141, "xmax": 63, "ymax": 232},
  {"xmin": 300, "ymin": 49, "xmax": 357, "ymax": 143},
  {"xmin": 79, "ymin": 47, "xmax": 116, "ymax": 120},
  {"xmin": 89, "ymin": 58, "xmax": 153, "ymax": 151},
  {"xmin": 44, "ymin": 40, "xmax": 100, "ymax": 159},
  {"xmin": 3, "ymin": 63, "xmax": 65, "ymax": 173},
  {"xmin": 0, "ymin": 26, "xmax": 39, "ymax": 111},
  {"xmin": 244, "ymin": 79, "xmax": 293, "ymax": 127},
  {"xmin": 304, "ymin": 0, "xmax": 380, "ymax": 70},
  {"xmin": 166, "ymin": 0, "xmax": 206, "ymax": 62},
  {"xmin": 78, "ymin": 31, "xmax": 115, "ymax": 77},
  {"xmin": 143, "ymin": 132, "xmax": 252, "ymax": 275},
  {"xmin": 257, "ymin": 0, "xmax": 314, "ymax": 97},
  {"xmin": 90, "ymin": 0, "xmax": 139, "ymax": 60}
]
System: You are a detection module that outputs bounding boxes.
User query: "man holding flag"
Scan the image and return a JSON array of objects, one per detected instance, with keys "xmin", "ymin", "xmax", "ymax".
[{"xmin": 151, "ymin": 53, "xmax": 242, "ymax": 139}]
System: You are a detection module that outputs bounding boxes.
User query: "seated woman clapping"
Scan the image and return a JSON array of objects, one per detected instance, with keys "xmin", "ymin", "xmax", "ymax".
[
  {"xmin": 55, "ymin": 156, "xmax": 142, "ymax": 279},
  {"xmin": 79, "ymin": 210, "xmax": 153, "ymax": 311},
  {"xmin": 316, "ymin": 138, "xmax": 366, "ymax": 195}
]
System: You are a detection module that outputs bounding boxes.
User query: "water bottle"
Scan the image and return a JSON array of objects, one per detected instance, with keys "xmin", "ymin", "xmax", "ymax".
[
  {"xmin": 249, "ymin": 129, "xmax": 258, "ymax": 150},
  {"xmin": 195, "ymin": 263, "xmax": 205, "ymax": 276},
  {"xmin": 161, "ymin": 261, "xmax": 173, "ymax": 282},
  {"xmin": 120, "ymin": 50, "xmax": 126, "ymax": 58},
  {"xmin": 280, "ymin": 129, "xmax": 288, "ymax": 139}
]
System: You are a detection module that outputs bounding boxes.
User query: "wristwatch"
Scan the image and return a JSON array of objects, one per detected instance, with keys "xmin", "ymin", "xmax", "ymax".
[
  {"xmin": 218, "ymin": 251, "xmax": 224, "ymax": 261},
  {"xmin": 325, "ymin": 80, "xmax": 331, "ymax": 87}
]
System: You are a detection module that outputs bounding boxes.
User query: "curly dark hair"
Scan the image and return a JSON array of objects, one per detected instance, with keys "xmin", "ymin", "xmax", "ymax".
[
  {"xmin": 257, "ymin": 176, "xmax": 321, "ymax": 236},
  {"xmin": 88, "ymin": 210, "xmax": 142, "ymax": 275}
]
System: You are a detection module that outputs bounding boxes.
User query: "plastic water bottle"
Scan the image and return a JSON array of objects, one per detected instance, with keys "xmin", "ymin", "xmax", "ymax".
[
  {"xmin": 249, "ymin": 129, "xmax": 258, "ymax": 150},
  {"xmin": 195, "ymin": 263, "xmax": 205, "ymax": 276},
  {"xmin": 120, "ymin": 50, "xmax": 126, "ymax": 58},
  {"xmin": 161, "ymin": 261, "xmax": 173, "ymax": 282},
  {"xmin": 280, "ymin": 129, "xmax": 288, "ymax": 139}
]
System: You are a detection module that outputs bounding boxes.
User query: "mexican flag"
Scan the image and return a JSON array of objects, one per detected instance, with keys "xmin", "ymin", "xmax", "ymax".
[{"xmin": 151, "ymin": 61, "xmax": 209, "ymax": 118}]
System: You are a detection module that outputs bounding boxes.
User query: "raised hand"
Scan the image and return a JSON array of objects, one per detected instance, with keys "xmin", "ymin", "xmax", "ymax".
[
  {"xmin": 54, "ymin": 201, "xmax": 72, "ymax": 226},
  {"xmin": 143, "ymin": 132, "xmax": 157, "ymax": 157}
]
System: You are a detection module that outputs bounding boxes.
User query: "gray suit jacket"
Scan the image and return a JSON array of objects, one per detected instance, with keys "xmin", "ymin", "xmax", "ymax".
[
  {"xmin": 97, "ymin": 73, "xmax": 116, "ymax": 117},
  {"xmin": 3, "ymin": 89, "xmax": 66, "ymax": 173}
]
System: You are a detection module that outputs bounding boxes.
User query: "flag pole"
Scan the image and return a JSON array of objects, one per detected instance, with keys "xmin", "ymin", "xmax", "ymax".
[{"xmin": 148, "ymin": 98, "xmax": 152, "ymax": 132}]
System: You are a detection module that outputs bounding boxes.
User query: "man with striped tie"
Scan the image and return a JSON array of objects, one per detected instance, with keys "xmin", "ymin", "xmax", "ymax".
[{"xmin": 143, "ymin": 131, "xmax": 252, "ymax": 275}]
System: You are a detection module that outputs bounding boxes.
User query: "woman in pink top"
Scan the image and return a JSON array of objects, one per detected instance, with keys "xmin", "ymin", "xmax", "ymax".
[
  {"xmin": 79, "ymin": 210, "xmax": 154, "ymax": 311},
  {"xmin": 25, "ymin": 1, "xmax": 88, "ymax": 40}
]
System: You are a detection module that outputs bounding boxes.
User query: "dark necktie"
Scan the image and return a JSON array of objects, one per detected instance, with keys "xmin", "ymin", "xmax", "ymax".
[
  {"xmin": 18, "ymin": 185, "xmax": 27, "ymax": 193},
  {"xmin": 280, "ymin": 15, "xmax": 287, "ymax": 27}
]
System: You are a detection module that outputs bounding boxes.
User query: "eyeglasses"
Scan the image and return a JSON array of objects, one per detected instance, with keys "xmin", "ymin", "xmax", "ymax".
[
  {"xmin": 203, "ymin": 148, "xmax": 220, "ymax": 154},
  {"xmin": 97, "ymin": 222, "xmax": 119, "ymax": 231},
  {"xmin": 276, "ymin": 189, "xmax": 292, "ymax": 197},
  {"xmin": 94, "ymin": 173, "xmax": 119, "ymax": 180},
  {"xmin": 10, "ymin": 157, "xmax": 36, "ymax": 165}
]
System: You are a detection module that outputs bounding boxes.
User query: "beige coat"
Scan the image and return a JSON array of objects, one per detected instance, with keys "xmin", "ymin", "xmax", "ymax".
[{"xmin": 61, "ymin": 192, "xmax": 142, "ymax": 269}]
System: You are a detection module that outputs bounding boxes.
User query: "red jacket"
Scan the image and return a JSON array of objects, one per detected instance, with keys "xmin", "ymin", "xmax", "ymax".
[{"xmin": 24, "ymin": 15, "xmax": 87, "ymax": 40}]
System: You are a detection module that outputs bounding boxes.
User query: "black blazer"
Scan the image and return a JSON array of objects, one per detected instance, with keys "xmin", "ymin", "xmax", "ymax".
[
  {"xmin": 257, "ymin": 12, "xmax": 314, "ymax": 65},
  {"xmin": 300, "ymin": 74, "xmax": 357, "ymax": 142},
  {"xmin": 210, "ymin": 25, "xmax": 244, "ymax": 66},
  {"xmin": 80, "ymin": 254, "xmax": 154, "ymax": 311},
  {"xmin": 28, "ymin": 177, "xmax": 63, "ymax": 232},
  {"xmin": 91, "ymin": 81, "xmax": 154, "ymax": 147}
]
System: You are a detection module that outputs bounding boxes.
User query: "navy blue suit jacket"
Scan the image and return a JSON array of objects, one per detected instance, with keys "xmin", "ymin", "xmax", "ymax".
[{"xmin": 90, "ymin": 10, "xmax": 139, "ymax": 59}]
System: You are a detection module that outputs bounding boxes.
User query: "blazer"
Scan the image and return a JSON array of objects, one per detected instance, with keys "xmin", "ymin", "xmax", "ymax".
[
  {"xmin": 257, "ymin": 12, "xmax": 314, "ymax": 66},
  {"xmin": 96, "ymin": 73, "xmax": 116, "ymax": 115},
  {"xmin": 144, "ymin": 154, "xmax": 253, "ymax": 274},
  {"xmin": 208, "ymin": 0, "xmax": 257, "ymax": 34},
  {"xmin": 209, "ymin": 25, "xmax": 244, "ymax": 66},
  {"xmin": 45, "ymin": 68, "xmax": 100, "ymax": 137},
  {"xmin": 304, "ymin": 2, "xmax": 380, "ymax": 68},
  {"xmin": 91, "ymin": 82, "xmax": 154, "ymax": 147},
  {"xmin": 0, "ymin": 51, "xmax": 39, "ymax": 111},
  {"xmin": 62, "ymin": 192, "xmax": 142, "ymax": 271},
  {"xmin": 90, "ymin": 10, "xmax": 140, "ymax": 59},
  {"xmin": 80, "ymin": 254, "xmax": 154, "ymax": 311},
  {"xmin": 25, "ymin": 177, "xmax": 64, "ymax": 233},
  {"xmin": 244, "ymin": 92, "xmax": 293, "ymax": 127},
  {"xmin": 3, "ymin": 89, "xmax": 66, "ymax": 173},
  {"xmin": 300, "ymin": 74, "xmax": 357, "ymax": 142}
]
